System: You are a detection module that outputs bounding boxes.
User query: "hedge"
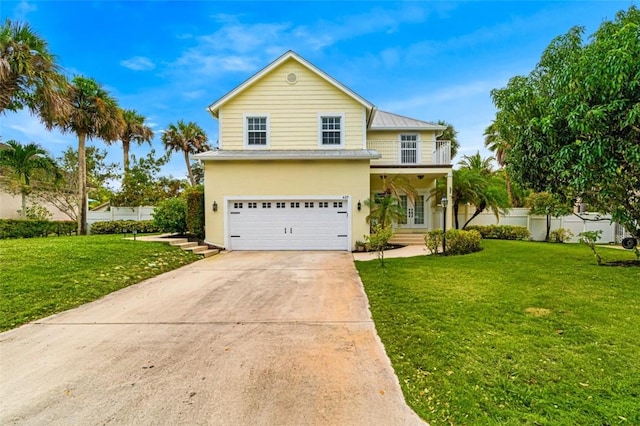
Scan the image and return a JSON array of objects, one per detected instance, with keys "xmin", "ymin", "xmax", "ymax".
[
  {"xmin": 466, "ymin": 225, "xmax": 531, "ymax": 240},
  {"xmin": 0, "ymin": 219, "xmax": 76, "ymax": 239},
  {"xmin": 445, "ymin": 229, "xmax": 483, "ymax": 255},
  {"xmin": 90, "ymin": 220, "xmax": 160, "ymax": 235},
  {"xmin": 185, "ymin": 188, "xmax": 205, "ymax": 239}
]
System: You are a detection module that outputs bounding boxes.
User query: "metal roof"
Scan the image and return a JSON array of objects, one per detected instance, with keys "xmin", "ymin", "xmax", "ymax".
[
  {"xmin": 194, "ymin": 149, "xmax": 381, "ymax": 161},
  {"xmin": 369, "ymin": 110, "xmax": 446, "ymax": 131}
]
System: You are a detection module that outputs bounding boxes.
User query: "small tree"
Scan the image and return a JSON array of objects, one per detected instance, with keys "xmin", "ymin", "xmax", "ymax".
[
  {"xmin": 526, "ymin": 192, "xmax": 574, "ymax": 241},
  {"xmin": 366, "ymin": 224, "xmax": 393, "ymax": 267},
  {"xmin": 579, "ymin": 230, "xmax": 603, "ymax": 265}
]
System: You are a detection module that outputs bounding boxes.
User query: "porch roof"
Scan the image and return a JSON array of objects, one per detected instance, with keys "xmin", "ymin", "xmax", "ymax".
[{"xmin": 194, "ymin": 149, "xmax": 382, "ymax": 161}]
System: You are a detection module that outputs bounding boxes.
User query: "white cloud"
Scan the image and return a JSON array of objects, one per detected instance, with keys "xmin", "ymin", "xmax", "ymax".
[
  {"xmin": 13, "ymin": 1, "xmax": 37, "ymax": 20},
  {"xmin": 2, "ymin": 109, "xmax": 75, "ymax": 155},
  {"xmin": 120, "ymin": 56, "xmax": 156, "ymax": 71}
]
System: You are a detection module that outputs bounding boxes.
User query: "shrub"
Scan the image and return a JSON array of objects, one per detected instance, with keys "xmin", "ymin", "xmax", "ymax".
[
  {"xmin": 153, "ymin": 198, "xmax": 187, "ymax": 234},
  {"xmin": 445, "ymin": 229, "xmax": 482, "ymax": 255},
  {"xmin": 0, "ymin": 219, "xmax": 76, "ymax": 239},
  {"xmin": 549, "ymin": 228, "xmax": 574, "ymax": 243},
  {"xmin": 90, "ymin": 220, "xmax": 160, "ymax": 235},
  {"xmin": 185, "ymin": 187, "xmax": 205, "ymax": 239},
  {"xmin": 466, "ymin": 225, "xmax": 530, "ymax": 240},
  {"xmin": 424, "ymin": 229, "xmax": 444, "ymax": 255},
  {"xmin": 23, "ymin": 205, "xmax": 53, "ymax": 220}
]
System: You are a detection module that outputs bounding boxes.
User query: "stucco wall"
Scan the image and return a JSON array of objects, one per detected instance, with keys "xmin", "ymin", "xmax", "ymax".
[{"xmin": 203, "ymin": 159, "xmax": 371, "ymax": 249}]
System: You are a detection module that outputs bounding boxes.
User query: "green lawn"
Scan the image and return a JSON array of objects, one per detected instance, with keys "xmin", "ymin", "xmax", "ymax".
[
  {"xmin": 0, "ymin": 234, "xmax": 199, "ymax": 331},
  {"xmin": 356, "ymin": 240, "xmax": 640, "ymax": 425}
]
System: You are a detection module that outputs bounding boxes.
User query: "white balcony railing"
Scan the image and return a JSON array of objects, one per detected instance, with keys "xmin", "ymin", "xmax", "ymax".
[{"xmin": 367, "ymin": 140, "xmax": 451, "ymax": 166}]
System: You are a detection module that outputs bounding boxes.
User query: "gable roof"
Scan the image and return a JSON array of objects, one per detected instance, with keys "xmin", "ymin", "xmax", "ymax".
[
  {"xmin": 206, "ymin": 51, "xmax": 375, "ymax": 118},
  {"xmin": 369, "ymin": 110, "xmax": 446, "ymax": 131}
]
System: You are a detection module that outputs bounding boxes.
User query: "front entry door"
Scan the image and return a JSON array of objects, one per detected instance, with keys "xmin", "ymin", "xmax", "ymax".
[{"xmin": 399, "ymin": 195, "xmax": 425, "ymax": 228}]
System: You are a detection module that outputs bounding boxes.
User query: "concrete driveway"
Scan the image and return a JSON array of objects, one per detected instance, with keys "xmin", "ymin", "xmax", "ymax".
[{"xmin": 0, "ymin": 251, "xmax": 424, "ymax": 425}]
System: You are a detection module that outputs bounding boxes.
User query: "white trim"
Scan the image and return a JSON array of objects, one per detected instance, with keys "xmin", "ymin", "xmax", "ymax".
[
  {"xmin": 317, "ymin": 112, "xmax": 345, "ymax": 148},
  {"xmin": 362, "ymin": 107, "xmax": 367, "ymax": 149},
  {"xmin": 218, "ymin": 109, "xmax": 224, "ymax": 149},
  {"xmin": 223, "ymin": 195, "xmax": 352, "ymax": 251},
  {"xmin": 243, "ymin": 113, "xmax": 270, "ymax": 148}
]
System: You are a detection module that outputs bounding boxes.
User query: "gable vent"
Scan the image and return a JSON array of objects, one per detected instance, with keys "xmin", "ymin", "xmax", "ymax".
[{"xmin": 286, "ymin": 72, "xmax": 298, "ymax": 84}]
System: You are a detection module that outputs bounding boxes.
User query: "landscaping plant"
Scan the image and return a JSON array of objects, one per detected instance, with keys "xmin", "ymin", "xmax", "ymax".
[
  {"xmin": 579, "ymin": 230, "xmax": 603, "ymax": 265},
  {"xmin": 365, "ymin": 224, "xmax": 393, "ymax": 267},
  {"xmin": 424, "ymin": 229, "xmax": 444, "ymax": 255}
]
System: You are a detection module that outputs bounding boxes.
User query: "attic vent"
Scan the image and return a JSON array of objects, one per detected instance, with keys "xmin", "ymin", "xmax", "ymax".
[{"xmin": 286, "ymin": 72, "xmax": 298, "ymax": 84}]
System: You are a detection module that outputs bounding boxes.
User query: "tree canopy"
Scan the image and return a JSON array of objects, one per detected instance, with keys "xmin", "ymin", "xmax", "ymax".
[{"xmin": 491, "ymin": 6, "xmax": 640, "ymax": 239}]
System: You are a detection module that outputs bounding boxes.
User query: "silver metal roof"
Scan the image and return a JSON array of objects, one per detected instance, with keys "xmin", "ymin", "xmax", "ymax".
[
  {"xmin": 194, "ymin": 149, "xmax": 381, "ymax": 161},
  {"xmin": 370, "ymin": 110, "xmax": 446, "ymax": 131}
]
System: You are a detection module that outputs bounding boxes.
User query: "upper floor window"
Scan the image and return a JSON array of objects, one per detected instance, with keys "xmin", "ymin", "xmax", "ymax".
[
  {"xmin": 400, "ymin": 134, "xmax": 419, "ymax": 164},
  {"xmin": 244, "ymin": 114, "xmax": 269, "ymax": 147},
  {"xmin": 318, "ymin": 114, "xmax": 344, "ymax": 147}
]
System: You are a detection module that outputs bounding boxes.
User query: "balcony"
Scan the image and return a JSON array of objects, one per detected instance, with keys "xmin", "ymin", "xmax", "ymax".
[{"xmin": 367, "ymin": 140, "xmax": 451, "ymax": 166}]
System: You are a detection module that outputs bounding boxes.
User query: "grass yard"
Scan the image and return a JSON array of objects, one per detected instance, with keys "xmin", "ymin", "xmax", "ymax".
[
  {"xmin": 356, "ymin": 240, "xmax": 640, "ymax": 425},
  {"xmin": 0, "ymin": 234, "xmax": 200, "ymax": 331}
]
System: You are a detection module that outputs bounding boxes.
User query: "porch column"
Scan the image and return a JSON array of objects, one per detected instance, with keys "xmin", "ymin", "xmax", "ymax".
[{"xmin": 446, "ymin": 171, "xmax": 453, "ymax": 230}]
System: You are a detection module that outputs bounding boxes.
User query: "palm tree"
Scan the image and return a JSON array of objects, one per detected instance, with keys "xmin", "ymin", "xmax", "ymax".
[
  {"xmin": 114, "ymin": 109, "xmax": 154, "ymax": 177},
  {"xmin": 484, "ymin": 121, "xmax": 516, "ymax": 204},
  {"xmin": 0, "ymin": 19, "xmax": 69, "ymax": 126},
  {"xmin": 458, "ymin": 151, "xmax": 495, "ymax": 175},
  {"xmin": 436, "ymin": 120, "xmax": 460, "ymax": 160},
  {"xmin": 365, "ymin": 195, "xmax": 406, "ymax": 228},
  {"xmin": 483, "ymin": 121, "xmax": 509, "ymax": 167},
  {"xmin": 56, "ymin": 76, "xmax": 124, "ymax": 235},
  {"xmin": 0, "ymin": 140, "xmax": 58, "ymax": 217},
  {"xmin": 161, "ymin": 120, "xmax": 210, "ymax": 186}
]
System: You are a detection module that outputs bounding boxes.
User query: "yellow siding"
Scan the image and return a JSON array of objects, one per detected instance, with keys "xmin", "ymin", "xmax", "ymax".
[
  {"xmin": 203, "ymin": 159, "xmax": 371, "ymax": 249},
  {"xmin": 220, "ymin": 57, "xmax": 365, "ymax": 150},
  {"xmin": 367, "ymin": 129, "xmax": 438, "ymax": 164}
]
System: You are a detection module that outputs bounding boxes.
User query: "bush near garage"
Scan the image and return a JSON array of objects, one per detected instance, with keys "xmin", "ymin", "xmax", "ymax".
[
  {"xmin": 445, "ymin": 229, "xmax": 482, "ymax": 255},
  {"xmin": 90, "ymin": 220, "xmax": 160, "ymax": 235},
  {"xmin": 152, "ymin": 197, "xmax": 188, "ymax": 234},
  {"xmin": 466, "ymin": 224, "xmax": 530, "ymax": 240},
  {"xmin": 0, "ymin": 219, "xmax": 76, "ymax": 239},
  {"xmin": 184, "ymin": 186, "xmax": 205, "ymax": 239}
]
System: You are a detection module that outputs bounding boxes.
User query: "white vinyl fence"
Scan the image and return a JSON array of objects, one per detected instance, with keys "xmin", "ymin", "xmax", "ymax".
[
  {"xmin": 87, "ymin": 206, "xmax": 155, "ymax": 231},
  {"xmin": 432, "ymin": 206, "xmax": 619, "ymax": 243}
]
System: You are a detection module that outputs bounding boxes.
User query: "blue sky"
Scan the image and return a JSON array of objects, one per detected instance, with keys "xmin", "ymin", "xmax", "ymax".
[{"xmin": 1, "ymin": 0, "xmax": 636, "ymax": 183}]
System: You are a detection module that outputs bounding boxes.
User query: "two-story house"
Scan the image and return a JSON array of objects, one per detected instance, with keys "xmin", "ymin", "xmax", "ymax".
[{"xmin": 196, "ymin": 51, "xmax": 453, "ymax": 251}]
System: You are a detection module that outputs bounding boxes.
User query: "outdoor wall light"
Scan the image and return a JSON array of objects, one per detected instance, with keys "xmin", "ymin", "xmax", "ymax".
[
  {"xmin": 357, "ymin": 201, "xmax": 362, "ymax": 211},
  {"xmin": 212, "ymin": 201, "xmax": 218, "ymax": 212}
]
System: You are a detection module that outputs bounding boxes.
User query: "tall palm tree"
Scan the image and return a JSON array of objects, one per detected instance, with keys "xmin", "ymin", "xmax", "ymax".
[
  {"xmin": 0, "ymin": 140, "xmax": 58, "ymax": 217},
  {"xmin": 56, "ymin": 76, "xmax": 124, "ymax": 235},
  {"xmin": 114, "ymin": 109, "xmax": 154, "ymax": 177},
  {"xmin": 161, "ymin": 120, "xmax": 210, "ymax": 186},
  {"xmin": 484, "ymin": 121, "xmax": 516, "ymax": 204},
  {"xmin": 0, "ymin": 19, "xmax": 69, "ymax": 126},
  {"xmin": 483, "ymin": 121, "xmax": 509, "ymax": 167}
]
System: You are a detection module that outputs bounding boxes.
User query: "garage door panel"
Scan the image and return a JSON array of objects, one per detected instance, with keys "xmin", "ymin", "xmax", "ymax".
[{"xmin": 228, "ymin": 199, "xmax": 349, "ymax": 251}]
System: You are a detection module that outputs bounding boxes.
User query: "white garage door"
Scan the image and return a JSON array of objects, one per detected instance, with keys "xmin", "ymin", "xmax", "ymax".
[{"xmin": 227, "ymin": 199, "xmax": 349, "ymax": 250}]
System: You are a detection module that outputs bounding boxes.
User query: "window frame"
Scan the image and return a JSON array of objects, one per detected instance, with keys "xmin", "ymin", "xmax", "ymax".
[
  {"xmin": 399, "ymin": 133, "xmax": 420, "ymax": 164},
  {"xmin": 318, "ymin": 113, "xmax": 345, "ymax": 148},
  {"xmin": 243, "ymin": 113, "xmax": 270, "ymax": 148}
]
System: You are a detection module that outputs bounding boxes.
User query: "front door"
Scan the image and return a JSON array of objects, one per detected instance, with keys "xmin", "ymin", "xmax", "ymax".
[{"xmin": 399, "ymin": 195, "xmax": 425, "ymax": 228}]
